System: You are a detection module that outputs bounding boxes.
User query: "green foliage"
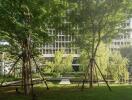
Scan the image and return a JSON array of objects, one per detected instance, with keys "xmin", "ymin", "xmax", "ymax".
[
  {"xmin": 69, "ymin": 0, "xmax": 132, "ymax": 84},
  {"xmin": 70, "ymin": 0, "xmax": 132, "ymax": 55},
  {"xmin": 0, "ymin": 0, "xmax": 70, "ymax": 55},
  {"xmin": 0, "ymin": 52, "xmax": 14, "ymax": 62},
  {"xmin": 96, "ymin": 43, "xmax": 110, "ymax": 79},
  {"xmin": 0, "ymin": 75, "xmax": 19, "ymax": 83},
  {"xmin": 44, "ymin": 50, "xmax": 73, "ymax": 77},
  {"xmin": 79, "ymin": 43, "xmax": 129, "ymax": 82},
  {"xmin": 120, "ymin": 46, "xmax": 132, "ymax": 67},
  {"xmin": 109, "ymin": 51, "xmax": 129, "ymax": 82},
  {"xmin": 63, "ymin": 54, "xmax": 73, "ymax": 72},
  {"xmin": 54, "ymin": 50, "xmax": 64, "ymax": 73},
  {"xmin": 78, "ymin": 50, "xmax": 89, "ymax": 71}
]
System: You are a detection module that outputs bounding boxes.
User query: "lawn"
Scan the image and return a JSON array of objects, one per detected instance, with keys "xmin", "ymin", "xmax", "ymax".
[{"xmin": 1, "ymin": 84, "xmax": 132, "ymax": 100}]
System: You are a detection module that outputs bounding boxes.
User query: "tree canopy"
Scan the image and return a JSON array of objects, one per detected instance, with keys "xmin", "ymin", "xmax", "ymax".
[
  {"xmin": 0, "ymin": 0, "xmax": 73, "ymax": 95},
  {"xmin": 70, "ymin": 0, "xmax": 132, "ymax": 53},
  {"xmin": 120, "ymin": 46, "xmax": 132, "ymax": 67},
  {"xmin": 68, "ymin": 0, "xmax": 132, "ymax": 88},
  {"xmin": 0, "ymin": 0, "xmax": 71, "ymax": 55}
]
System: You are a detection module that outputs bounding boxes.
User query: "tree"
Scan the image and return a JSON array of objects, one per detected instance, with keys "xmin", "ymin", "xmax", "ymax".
[
  {"xmin": 79, "ymin": 42, "xmax": 129, "ymax": 83},
  {"xmin": 45, "ymin": 50, "xmax": 73, "ymax": 77},
  {"xmin": 69, "ymin": 0, "xmax": 132, "ymax": 88},
  {"xmin": 96, "ymin": 43, "xmax": 129, "ymax": 82},
  {"xmin": 0, "ymin": 0, "xmax": 70, "ymax": 95},
  {"xmin": 109, "ymin": 51, "xmax": 129, "ymax": 83},
  {"xmin": 53, "ymin": 50, "xmax": 64, "ymax": 75},
  {"xmin": 63, "ymin": 54, "xmax": 73, "ymax": 73},
  {"xmin": 120, "ymin": 46, "xmax": 132, "ymax": 68},
  {"xmin": 96, "ymin": 43, "xmax": 109, "ymax": 80},
  {"xmin": 79, "ymin": 50, "xmax": 89, "ymax": 72}
]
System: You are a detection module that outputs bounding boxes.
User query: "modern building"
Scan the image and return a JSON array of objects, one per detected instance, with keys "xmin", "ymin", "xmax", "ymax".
[
  {"xmin": 0, "ymin": 42, "xmax": 10, "ymax": 75},
  {"xmin": 39, "ymin": 29, "xmax": 80, "ymax": 58},
  {"xmin": 38, "ymin": 29, "xmax": 80, "ymax": 71},
  {"xmin": 0, "ymin": 61, "xmax": 12, "ymax": 75},
  {"xmin": 109, "ymin": 18, "xmax": 132, "ymax": 73},
  {"xmin": 109, "ymin": 18, "xmax": 132, "ymax": 51},
  {"xmin": 38, "ymin": 18, "xmax": 132, "ymax": 69}
]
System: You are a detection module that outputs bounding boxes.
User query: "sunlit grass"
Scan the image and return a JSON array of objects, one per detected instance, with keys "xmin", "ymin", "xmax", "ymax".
[{"xmin": 1, "ymin": 83, "xmax": 132, "ymax": 100}]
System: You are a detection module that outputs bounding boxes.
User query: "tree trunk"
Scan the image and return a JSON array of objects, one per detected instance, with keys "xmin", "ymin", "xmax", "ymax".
[
  {"xmin": 89, "ymin": 58, "xmax": 94, "ymax": 88},
  {"xmin": 22, "ymin": 53, "xmax": 30, "ymax": 95},
  {"xmin": 22, "ymin": 41, "xmax": 32, "ymax": 95}
]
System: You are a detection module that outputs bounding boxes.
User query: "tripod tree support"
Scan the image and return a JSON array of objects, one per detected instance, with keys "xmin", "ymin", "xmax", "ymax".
[
  {"xmin": 94, "ymin": 60, "xmax": 112, "ymax": 91},
  {"xmin": 72, "ymin": 0, "xmax": 132, "ymax": 92},
  {"xmin": 82, "ymin": 58, "xmax": 112, "ymax": 91},
  {"xmin": 32, "ymin": 56, "xmax": 49, "ymax": 90},
  {"xmin": 82, "ymin": 58, "xmax": 95, "ymax": 89},
  {"xmin": 89, "ymin": 58, "xmax": 94, "ymax": 88},
  {"xmin": 22, "ymin": 45, "xmax": 31, "ymax": 95},
  {"xmin": 0, "ymin": 0, "xmax": 71, "ymax": 96},
  {"xmin": 0, "ymin": 56, "xmax": 21, "ymax": 86},
  {"xmin": 95, "ymin": 66, "xmax": 99, "ymax": 87},
  {"xmin": 82, "ymin": 62, "xmax": 90, "ymax": 90}
]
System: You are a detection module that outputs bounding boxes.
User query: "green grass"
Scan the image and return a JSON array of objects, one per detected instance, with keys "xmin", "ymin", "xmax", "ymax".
[{"xmin": 1, "ymin": 84, "xmax": 132, "ymax": 100}]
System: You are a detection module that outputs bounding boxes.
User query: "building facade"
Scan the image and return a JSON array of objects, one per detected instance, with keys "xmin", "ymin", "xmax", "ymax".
[
  {"xmin": 38, "ymin": 19, "xmax": 132, "ymax": 72},
  {"xmin": 38, "ymin": 29, "xmax": 80, "ymax": 70},
  {"xmin": 109, "ymin": 19, "xmax": 132, "ymax": 51},
  {"xmin": 39, "ymin": 29, "xmax": 80, "ymax": 58}
]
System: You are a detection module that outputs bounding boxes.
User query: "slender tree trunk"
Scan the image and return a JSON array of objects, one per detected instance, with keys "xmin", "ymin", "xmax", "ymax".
[
  {"xmin": 89, "ymin": 30, "xmax": 101, "ymax": 88},
  {"xmin": 89, "ymin": 58, "xmax": 94, "ymax": 88},
  {"xmin": 22, "ymin": 52, "xmax": 30, "ymax": 95},
  {"xmin": 22, "ymin": 40, "xmax": 31, "ymax": 95}
]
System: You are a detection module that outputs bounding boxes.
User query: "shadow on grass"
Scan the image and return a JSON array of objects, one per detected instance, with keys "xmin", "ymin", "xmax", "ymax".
[
  {"xmin": 0, "ymin": 86, "xmax": 31, "ymax": 100},
  {"xmin": 1, "ymin": 84, "xmax": 132, "ymax": 100}
]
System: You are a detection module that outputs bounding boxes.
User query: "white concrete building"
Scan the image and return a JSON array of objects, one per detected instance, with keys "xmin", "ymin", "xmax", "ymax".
[
  {"xmin": 38, "ymin": 29, "xmax": 80, "ymax": 58},
  {"xmin": 38, "ymin": 29, "xmax": 80, "ymax": 71},
  {"xmin": 109, "ymin": 19, "xmax": 132, "ymax": 51},
  {"xmin": 0, "ymin": 61, "xmax": 12, "ymax": 75}
]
